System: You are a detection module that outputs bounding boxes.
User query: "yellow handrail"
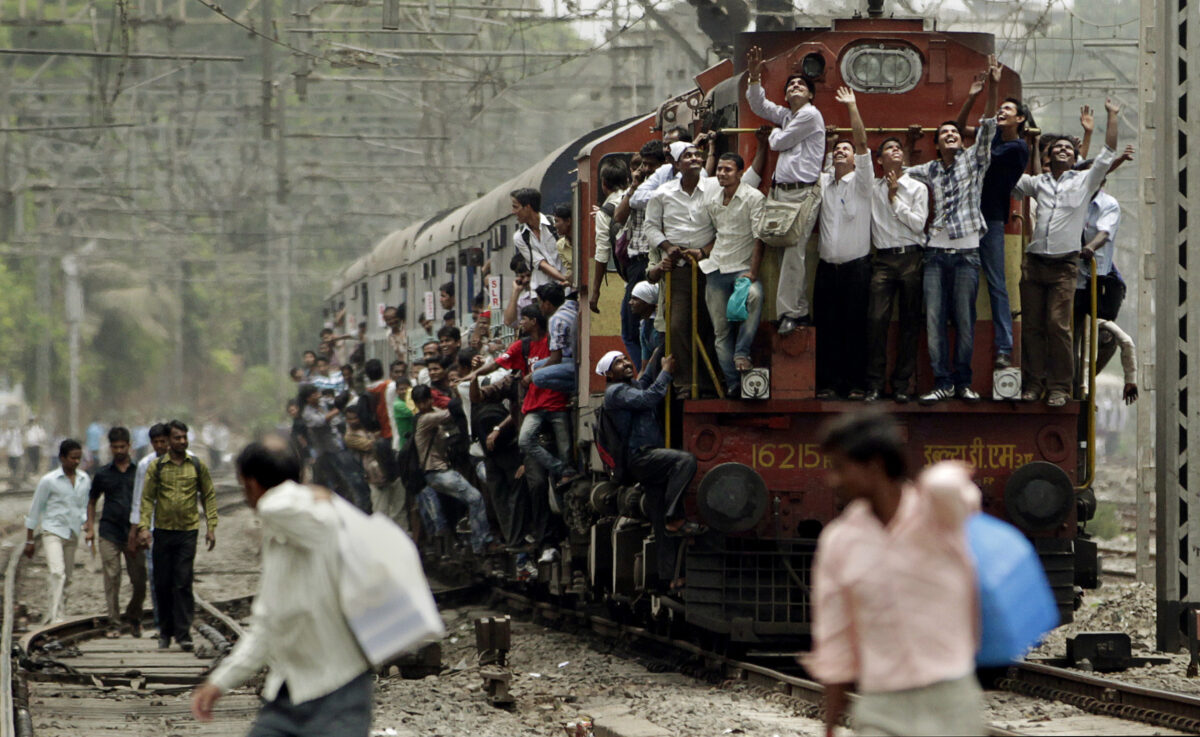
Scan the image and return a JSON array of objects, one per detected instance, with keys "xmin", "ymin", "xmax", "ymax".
[
  {"xmin": 1076, "ymin": 259, "xmax": 1098, "ymax": 490},
  {"xmin": 691, "ymin": 261, "xmax": 726, "ymax": 400},
  {"xmin": 664, "ymin": 268, "xmax": 671, "ymax": 448}
]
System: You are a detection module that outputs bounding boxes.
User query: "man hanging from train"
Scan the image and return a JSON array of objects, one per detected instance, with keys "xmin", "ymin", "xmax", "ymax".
[
  {"xmin": 954, "ymin": 77, "xmax": 1031, "ymax": 372},
  {"xmin": 699, "ymin": 151, "xmax": 765, "ymax": 397},
  {"xmin": 811, "ymin": 87, "xmax": 874, "ymax": 400},
  {"xmin": 866, "ymin": 132, "xmax": 930, "ymax": 403},
  {"xmin": 644, "ymin": 142, "xmax": 720, "ymax": 395},
  {"xmin": 1013, "ymin": 98, "xmax": 1122, "ymax": 407},
  {"xmin": 907, "ymin": 55, "xmax": 1002, "ymax": 405},
  {"xmin": 511, "ymin": 188, "xmax": 568, "ymax": 301},
  {"xmin": 744, "ymin": 45, "xmax": 825, "ymax": 336}
]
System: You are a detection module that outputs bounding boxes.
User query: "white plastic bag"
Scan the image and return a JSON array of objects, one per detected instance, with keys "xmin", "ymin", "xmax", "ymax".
[{"xmin": 331, "ymin": 495, "xmax": 446, "ymax": 666}]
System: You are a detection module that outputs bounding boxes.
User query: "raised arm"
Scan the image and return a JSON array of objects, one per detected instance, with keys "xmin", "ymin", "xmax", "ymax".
[
  {"xmin": 985, "ymin": 54, "xmax": 1000, "ymax": 118},
  {"xmin": 1079, "ymin": 105, "xmax": 1095, "ymax": 160},
  {"xmin": 1103, "ymin": 97, "xmax": 1120, "ymax": 152},
  {"xmin": 835, "ymin": 86, "xmax": 868, "ymax": 155},
  {"xmin": 745, "ymin": 46, "xmax": 789, "ymax": 126},
  {"xmin": 954, "ymin": 72, "xmax": 985, "ymax": 136}
]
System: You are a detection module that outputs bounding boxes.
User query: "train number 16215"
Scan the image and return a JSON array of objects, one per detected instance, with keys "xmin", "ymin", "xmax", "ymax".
[{"xmin": 750, "ymin": 443, "xmax": 830, "ymax": 470}]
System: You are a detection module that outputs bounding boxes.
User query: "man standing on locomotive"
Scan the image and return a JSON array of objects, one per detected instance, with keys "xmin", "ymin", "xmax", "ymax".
[
  {"xmin": 866, "ymin": 132, "xmax": 929, "ymax": 403},
  {"xmin": 812, "ymin": 87, "xmax": 874, "ymax": 400},
  {"xmin": 644, "ymin": 142, "xmax": 720, "ymax": 394},
  {"xmin": 744, "ymin": 45, "xmax": 825, "ymax": 336},
  {"xmin": 1014, "ymin": 99, "xmax": 1122, "ymax": 407},
  {"xmin": 907, "ymin": 55, "xmax": 1002, "ymax": 405}
]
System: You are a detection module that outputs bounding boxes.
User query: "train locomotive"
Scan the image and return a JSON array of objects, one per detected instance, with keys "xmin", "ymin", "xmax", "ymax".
[{"xmin": 329, "ymin": 9, "xmax": 1100, "ymax": 648}]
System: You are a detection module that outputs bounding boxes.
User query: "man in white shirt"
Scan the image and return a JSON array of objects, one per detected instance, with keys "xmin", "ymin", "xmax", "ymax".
[
  {"xmin": 24, "ymin": 438, "xmax": 90, "ymax": 623},
  {"xmin": 192, "ymin": 439, "xmax": 372, "ymax": 736},
  {"xmin": 700, "ymin": 151, "xmax": 765, "ymax": 395},
  {"xmin": 745, "ymin": 45, "xmax": 825, "ymax": 335},
  {"xmin": 645, "ymin": 142, "xmax": 720, "ymax": 393},
  {"xmin": 811, "ymin": 87, "xmax": 874, "ymax": 400},
  {"xmin": 866, "ymin": 137, "xmax": 930, "ymax": 403},
  {"xmin": 1014, "ymin": 98, "xmax": 1121, "ymax": 407},
  {"xmin": 1072, "ymin": 185, "xmax": 1123, "ymax": 388},
  {"xmin": 511, "ymin": 187, "xmax": 567, "ymax": 299}
]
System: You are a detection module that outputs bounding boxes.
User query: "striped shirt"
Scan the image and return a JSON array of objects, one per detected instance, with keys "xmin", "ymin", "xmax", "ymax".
[
  {"xmin": 547, "ymin": 299, "xmax": 579, "ymax": 359},
  {"xmin": 906, "ymin": 117, "xmax": 997, "ymax": 240}
]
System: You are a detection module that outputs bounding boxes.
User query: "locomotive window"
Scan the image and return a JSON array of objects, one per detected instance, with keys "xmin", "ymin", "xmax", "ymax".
[
  {"xmin": 840, "ymin": 45, "xmax": 921, "ymax": 94},
  {"xmin": 801, "ymin": 53, "xmax": 825, "ymax": 79}
]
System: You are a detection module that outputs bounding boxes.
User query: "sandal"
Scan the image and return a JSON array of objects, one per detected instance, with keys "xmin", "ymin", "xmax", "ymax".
[
  {"xmin": 734, "ymin": 356, "xmax": 753, "ymax": 373},
  {"xmin": 665, "ymin": 520, "xmax": 708, "ymax": 537},
  {"xmin": 105, "ymin": 628, "xmax": 121, "ymax": 639}
]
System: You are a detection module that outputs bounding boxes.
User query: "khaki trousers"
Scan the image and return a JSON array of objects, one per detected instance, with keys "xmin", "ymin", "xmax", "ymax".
[
  {"xmin": 769, "ymin": 183, "xmax": 820, "ymax": 319},
  {"xmin": 1020, "ymin": 254, "xmax": 1078, "ymax": 396},
  {"xmin": 41, "ymin": 532, "xmax": 78, "ymax": 624},
  {"xmin": 99, "ymin": 537, "xmax": 148, "ymax": 627}
]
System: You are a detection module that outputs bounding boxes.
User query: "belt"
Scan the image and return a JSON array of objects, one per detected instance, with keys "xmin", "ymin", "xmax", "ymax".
[
  {"xmin": 929, "ymin": 247, "xmax": 978, "ymax": 255},
  {"xmin": 1026, "ymin": 251, "xmax": 1078, "ymax": 263},
  {"xmin": 771, "ymin": 180, "xmax": 818, "ymax": 191},
  {"xmin": 875, "ymin": 245, "xmax": 922, "ymax": 255},
  {"xmin": 629, "ymin": 253, "xmax": 649, "ymax": 263}
]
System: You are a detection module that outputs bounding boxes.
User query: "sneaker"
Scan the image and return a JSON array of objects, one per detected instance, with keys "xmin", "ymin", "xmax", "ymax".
[
  {"xmin": 1046, "ymin": 391, "xmax": 1069, "ymax": 407},
  {"xmin": 178, "ymin": 638, "xmax": 194, "ymax": 652},
  {"xmin": 158, "ymin": 638, "xmax": 170, "ymax": 650},
  {"xmin": 919, "ymin": 387, "xmax": 954, "ymax": 405},
  {"xmin": 994, "ymin": 353, "xmax": 1013, "ymax": 369},
  {"xmin": 957, "ymin": 386, "xmax": 981, "ymax": 402},
  {"xmin": 538, "ymin": 548, "xmax": 559, "ymax": 564},
  {"xmin": 893, "ymin": 391, "xmax": 911, "ymax": 404},
  {"xmin": 1021, "ymin": 389, "xmax": 1042, "ymax": 402},
  {"xmin": 815, "ymin": 388, "xmax": 837, "ymax": 400},
  {"xmin": 846, "ymin": 389, "xmax": 867, "ymax": 401},
  {"xmin": 778, "ymin": 317, "xmax": 798, "ymax": 336},
  {"xmin": 863, "ymin": 389, "xmax": 881, "ymax": 402}
]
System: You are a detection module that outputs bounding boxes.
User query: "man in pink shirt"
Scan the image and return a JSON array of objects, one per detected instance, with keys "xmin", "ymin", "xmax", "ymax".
[{"xmin": 807, "ymin": 412, "xmax": 984, "ymax": 736}]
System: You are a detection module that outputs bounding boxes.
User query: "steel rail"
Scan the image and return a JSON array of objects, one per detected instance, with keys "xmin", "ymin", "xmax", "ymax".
[{"xmin": 1, "ymin": 533, "xmax": 24, "ymax": 737}]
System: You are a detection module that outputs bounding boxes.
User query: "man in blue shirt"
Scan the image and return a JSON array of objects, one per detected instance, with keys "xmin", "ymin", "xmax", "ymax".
[
  {"xmin": 598, "ymin": 350, "xmax": 704, "ymax": 588},
  {"xmin": 24, "ymin": 439, "xmax": 91, "ymax": 623}
]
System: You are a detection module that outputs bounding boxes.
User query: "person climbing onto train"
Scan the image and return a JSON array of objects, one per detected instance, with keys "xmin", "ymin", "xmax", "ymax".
[
  {"xmin": 866, "ymin": 133, "xmax": 930, "ymax": 403},
  {"xmin": 137, "ymin": 420, "xmax": 218, "ymax": 652},
  {"xmin": 628, "ymin": 281, "xmax": 663, "ymax": 364},
  {"xmin": 699, "ymin": 151, "xmax": 765, "ymax": 397},
  {"xmin": 955, "ymin": 75, "xmax": 1031, "ymax": 372},
  {"xmin": 812, "ymin": 86, "xmax": 874, "ymax": 400},
  {"xmin": 24, "ymin": 438, "xmax": 90, "ymax": 624},
  {"xmin": 1013, "ymin": 98, "xmax": 1121, "ymax": 407},
  {"xmin": 644, "ymin": 141, "xmax": 720, "ymax": 395},
  {"xmin": 531, "ymin": 282, "xmax": 579, "ymax": 395},
  {"xmin": 907, "ymin": 54, "xmax": 1002, "ymax": 405},
  {"xmin": 511, "ymin": 187, "xmax": 567, "ymax": 300},
  {"xmin": 192, "ymin": 438, "xmax": 374, "ymax": 736},
  {"xmin": 598, "ymin": 350, "xmax": 705, "ymax": 590},
  {"xmin": 744, "ymin": 45, "xmax": 825, "ymax": 336},
  {"xmin": 808, "ymin": 410, "xmax": 985, "ymax": 736}
]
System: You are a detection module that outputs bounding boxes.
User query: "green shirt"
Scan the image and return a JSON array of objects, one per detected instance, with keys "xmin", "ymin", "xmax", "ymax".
[
  {"xmin": 139, "ymin": 454, "xmax": 218, "ymax": 532},
  {"xmin": 393, "ymin": 396, "xmax": 415, "ymax": 449}
]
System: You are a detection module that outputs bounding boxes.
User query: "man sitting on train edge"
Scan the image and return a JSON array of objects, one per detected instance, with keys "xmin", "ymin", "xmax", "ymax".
[
  {"xmin": 744, "ymin": 45, "xmax": 825, "ymax": 336},
  {"xmin": 866, "ymin": 134, "xmax": 929, "ymax": 403},
  {"xmin": 907, "ymin": 55, "xmax": 1001, "ymax": 405},
  {"xmin": 645, "ymin": 142, "xmax": 720, "ymax": 395},
  {"xmin": 598, "ymin": 350, "xmax": 705, "ymax": 589},
  {"xmin": 955, "ymin": 80, "xmax": 1031, "ymax": 371},
  {"xmin": 813, "ymin": 87, "xmax": 874, "ymax": 400},
  {"xmin": 699, "ymin": 151, "xmax": 765, "ymax": 396},
  {"xmin": 1014, "ymin": 98, "xmax": 1121, "ymax": 407},
  {"xmin": 531, "ymin": 283, "xmax": 579, "ymax": 396}
]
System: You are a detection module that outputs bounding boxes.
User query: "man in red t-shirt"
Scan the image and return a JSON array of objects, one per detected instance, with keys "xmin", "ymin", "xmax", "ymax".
[{"xmin": 466, "ymin": 305, "xmax": 577, "ymax": 490}]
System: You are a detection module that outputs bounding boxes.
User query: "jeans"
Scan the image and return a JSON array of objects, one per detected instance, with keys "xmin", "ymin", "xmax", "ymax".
[
  {"xmin": 813, "ymin": 256, "xmax": 871, "ymax": 394},
  {"xmin": 420, "ymin": 470, "xmax": 492, "ymax": 552},
  {"xmin": 1020, "ymin": 254, "xmax": 1077, "ymax": 396},
  {"xmin": 866, "ymin": 249, "xmax": 924, "ymax": 393},
  {"xmin": 924, "ymin": 249, "xmax": 981, "ymax": 389},
  {"xmin": 517, "ymin": 410, "xmax": 572, "ymax": 480},
  {"xmin": 640, "ymin": 320, "xmax": 662, "ymax": 367},
  {"xmin": 99, "ymin": 537, "xmax": 147, "ymax": 628},
  {"xmin": 152, "ymin": 528, "xmax": 198, "ymax": 643},
  {"xmin": 248, "ymin": 671, "xmax": 373, "ymax": 737},
  {"xmin": 619, "ymin": 256, "xmax": 650, "ymax": 370},
  {"xmin": 979, "ymin": 219, "xmax": 1014, "ymax": 355},
  {"xmin": 705, "ymin": 271, "xmax": 763, "ymax": 392},
  {"xmin": 531, "ymin": 360, "xmax": 576, "ymax": 395},
  {"xmin": 41, "ymin": 532, "xmax": 78, "ymax": 623}
]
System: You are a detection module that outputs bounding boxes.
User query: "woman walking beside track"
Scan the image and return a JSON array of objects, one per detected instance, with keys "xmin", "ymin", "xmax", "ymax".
[{"xmin": 806, "ymin": 411, "xmax": 985, "ymax": 736}]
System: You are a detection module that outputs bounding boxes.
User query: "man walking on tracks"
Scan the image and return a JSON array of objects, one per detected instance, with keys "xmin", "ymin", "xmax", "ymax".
[
  {"xmin": 192, "ymin": 438, "xmax": 372, "ymax": 736},
  {"xmin": 137, "ymin": 420, "xmax": 218, "ymax": 651},
  {"xmin": 24, "ymin": 438, "xmax": 90, "ymax": 623},
  {"xmin": 85, "ymin": 426, "xmax": 147, "ymax": 638}
]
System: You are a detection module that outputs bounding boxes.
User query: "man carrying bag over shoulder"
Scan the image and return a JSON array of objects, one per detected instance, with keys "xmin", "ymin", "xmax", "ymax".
[{"xmin": 192, "ymin": 436, "xmax": 443, "ymax": 736}]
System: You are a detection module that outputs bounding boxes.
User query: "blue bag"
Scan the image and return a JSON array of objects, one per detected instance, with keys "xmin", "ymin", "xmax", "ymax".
[
  {"xmin": 966, "ymin": 512, "xmax": 1059, "ymax": 666},
  {"xmin": 726, "ymin": 277, "xmax": 750, "ymax": 322}
]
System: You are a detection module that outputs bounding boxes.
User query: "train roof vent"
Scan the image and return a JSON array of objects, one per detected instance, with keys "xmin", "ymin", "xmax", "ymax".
[{"xmin": 840, "ymin": 43, "xmax": 921, "ymax": 94}]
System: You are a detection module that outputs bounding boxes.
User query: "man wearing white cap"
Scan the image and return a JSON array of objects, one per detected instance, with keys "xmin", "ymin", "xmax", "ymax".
[
  {"xmin": 629, "ymin": 281, "xmax": 662, "ymax": 365},
  {"xmin": 598, "ymin": 349, "xmax": 704, "ymax": 588},
  {"xmin": 645, "ymin": 142, "xmax": 719, "ymax": 394}
]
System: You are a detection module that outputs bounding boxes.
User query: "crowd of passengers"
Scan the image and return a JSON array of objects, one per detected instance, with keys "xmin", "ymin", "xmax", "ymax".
[{"xmin": 279, "ymin": 50, "xmax": 1140, "ymax": 583}]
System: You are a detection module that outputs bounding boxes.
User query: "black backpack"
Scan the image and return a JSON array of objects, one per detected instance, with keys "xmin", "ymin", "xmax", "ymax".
[
  {"xmin": 355, "ymin": 392, "xmax": 382, "ymax": 433},
  {"xmin": 592, "ymin": 401, "xmax": 630, "ymax": 484},
  {"xmin": 396, "ymin": 427, "xmax": 433, "ymax": 492}
]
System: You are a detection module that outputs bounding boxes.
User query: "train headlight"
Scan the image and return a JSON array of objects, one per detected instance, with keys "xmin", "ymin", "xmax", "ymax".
[
  {"xmin": 840, "ymin": 45, "xmax": 921, "ymax": 94},
  {"xmin": 1003, "ymin": 461, "xmax": 1074, "ymax": 533},
  {"xmin": 697, "ymin": 462, "xmax": 767, "ymax": 534}
]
